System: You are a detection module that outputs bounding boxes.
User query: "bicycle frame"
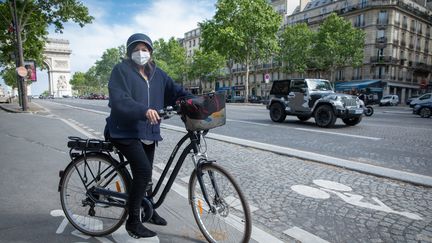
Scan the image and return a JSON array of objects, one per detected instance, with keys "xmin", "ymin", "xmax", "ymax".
[{"xmin": 80, "ymin": 130, "xmax": 220, "ymax": 212}]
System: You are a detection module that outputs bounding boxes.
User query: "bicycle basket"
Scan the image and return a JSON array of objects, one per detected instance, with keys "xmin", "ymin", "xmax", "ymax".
[{"xmin": 179, "ymin": 93, "xmax": 226, "ymax": 131}]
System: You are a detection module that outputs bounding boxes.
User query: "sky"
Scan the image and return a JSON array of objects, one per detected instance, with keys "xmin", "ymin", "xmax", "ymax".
[{"xmin": 1, "ymin": 0, "xmax": 298, "ymax": 95}]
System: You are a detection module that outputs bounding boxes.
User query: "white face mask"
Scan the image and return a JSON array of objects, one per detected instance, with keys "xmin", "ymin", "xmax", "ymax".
[{"xmin": 131, "ymin": 50, "xmax": 151, "ymax": 66}]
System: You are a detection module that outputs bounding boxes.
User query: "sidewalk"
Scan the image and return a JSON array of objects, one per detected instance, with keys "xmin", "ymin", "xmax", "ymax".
[
  {"xmin": 0, "ymin": 100, "xmax": 45, "ymax": 113},
  {"xmin": 0, "ymin": 105, "xmax": 260, "ymax": 243}
]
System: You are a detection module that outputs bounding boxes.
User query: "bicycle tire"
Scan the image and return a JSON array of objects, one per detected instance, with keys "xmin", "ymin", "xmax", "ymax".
[
  {"xmin": 60, "ymin": 154, "xmax": 130, "ymax": 236},
  {"xmin": 188, "ymin": 163, "xmax": 252, "ymax": 243}
]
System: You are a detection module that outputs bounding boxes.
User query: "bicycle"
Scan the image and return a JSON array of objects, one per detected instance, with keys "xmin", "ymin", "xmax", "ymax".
[{"xmin": 58, "ymin": 93, "xmax": 252, "ymax": 243}]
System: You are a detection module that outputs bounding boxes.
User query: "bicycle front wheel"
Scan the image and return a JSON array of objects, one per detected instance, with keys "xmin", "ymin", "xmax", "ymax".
[
  {"xmin": 60, "ymin": 154, "xmax": 130, "ymax": 236},
  {"xmin": 189, "ymin": 163, "xmax": 252, "ymax": 243}
]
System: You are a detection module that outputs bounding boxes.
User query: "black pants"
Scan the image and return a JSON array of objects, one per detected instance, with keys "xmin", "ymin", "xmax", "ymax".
[{"xmin": 110, "ymin": 139, "xmax": 155, "ymax": 220}]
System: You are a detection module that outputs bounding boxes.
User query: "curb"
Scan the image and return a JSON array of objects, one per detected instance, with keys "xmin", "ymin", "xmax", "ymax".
[{"xmin": 161, "ymin": 124, "xmax": 432, "ymax": 188}]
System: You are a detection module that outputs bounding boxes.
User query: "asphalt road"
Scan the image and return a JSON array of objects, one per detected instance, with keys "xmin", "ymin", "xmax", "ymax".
[
  {"xmin": 46, "ymin": 98, "xmax": 432, "ymax": 177},
  {"xmin": 1, "ymin": 100, "xmax": 431, "ymax": 243}
]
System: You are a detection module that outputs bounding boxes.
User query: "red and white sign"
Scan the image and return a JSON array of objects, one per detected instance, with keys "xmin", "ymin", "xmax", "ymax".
[{"xmin": 264, "ymin": 73, "xmax": 270, "ymax": 83}]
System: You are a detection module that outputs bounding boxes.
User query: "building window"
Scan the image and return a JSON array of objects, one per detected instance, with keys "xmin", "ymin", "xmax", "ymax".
[
  {"xmin": 377, "ymin": 48, "xmax": 384, "ymax": 58},
  {"xmin": 336, "ymin": 69, "xmax": 344, "ymax": 81},
  {"xmin": 394, "ymin": 12, "xmax": 400, "ymax": 24},
  {"xmin": 355, "ymin": 14, "xmax": 365, "ymax": 27},
  {"xmin": 354, "ymin": 67, "xmax": 361, "ymax": 79},
  {"xmin": 361, "ymin": 0, "xmax": 368, "ymax": 8},
  {"xmin": 402, "ymin": 15, "xmax": 407, "ymax": 28},
  {"xmin": 193, "ymin": 39, "xmax": 196, "ymax": 46},
  {"xmin": 378, "ymin": 11, "xmax": 388, "ymax": 24}
]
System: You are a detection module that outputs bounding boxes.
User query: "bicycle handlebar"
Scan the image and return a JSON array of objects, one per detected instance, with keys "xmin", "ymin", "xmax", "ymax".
[{"xmin": 157, "ymin": 105, "xmax": 180, "ymax": 120}]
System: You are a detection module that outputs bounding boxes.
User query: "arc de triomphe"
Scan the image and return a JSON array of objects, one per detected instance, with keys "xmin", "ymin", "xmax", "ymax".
[{"xmin": 44, "ymin": 38, "xmax": 72, "ymax": 97}]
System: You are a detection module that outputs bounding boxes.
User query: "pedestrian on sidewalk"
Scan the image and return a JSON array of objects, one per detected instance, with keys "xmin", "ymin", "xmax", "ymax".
[{"xmin": 104, "ymin": 33, "xmax": 189, "ymax": 239}]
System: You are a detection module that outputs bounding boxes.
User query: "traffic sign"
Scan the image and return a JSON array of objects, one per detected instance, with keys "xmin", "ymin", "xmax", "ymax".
[
  {"xmin": 16, "ymin": 66, "xmax": 27, "ymax": 77},
  {"xmin": 264, "ymin": 73, "xmax": 270, "ymax": 83}
]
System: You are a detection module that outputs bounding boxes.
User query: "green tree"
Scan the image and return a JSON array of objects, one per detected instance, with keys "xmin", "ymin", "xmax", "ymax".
[
  {"xmin": 69, "ymin": 71, "xmax": 86, "ymax": 96},
  {"xmin": 0, "ymin": 0, "xmax": 93, "ymax": 110},
  {"xmin": 200, "ymin": 0, "xmax": 281, "ymax": 102},
  {"xmin": 152, "ymin": 37, "xmax": 187, "ymax": 84},
  {"xmin": 0, "ymin": 68, "xmax": 17, "ymax": 89},
  {"xmin": 189, "ymin": 50, "xmax": 225, "ymax": 93},
  {"xmin": 278, "ymin": 23, "xmax": 315, "ymax": 76},
  {"xmin": 312, "ymin": 13, "xmax": 365, "ymax": 81},
  {"xmin": 94, "ymin": 45, "xmax": 125, "ymax": 94}
]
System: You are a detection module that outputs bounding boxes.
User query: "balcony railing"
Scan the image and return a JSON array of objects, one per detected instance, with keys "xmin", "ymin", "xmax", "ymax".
[
  {"xmin": 376, "ymin": 37, "xmax": 387, "ymax": 43},
  {"xmin": 413, "ymin": 62, "xmax": 432, "ymax": 72},
  {"xmin": 370, "ymin": 56, "xmax": 398, "ymax": 64},
  {"xmin": 376, "ymin": 18, "xmax": 388, "ymax": 29},
  {"xmin": 334, "ymin": 1, "xmax": 432, "ymax": 24}
]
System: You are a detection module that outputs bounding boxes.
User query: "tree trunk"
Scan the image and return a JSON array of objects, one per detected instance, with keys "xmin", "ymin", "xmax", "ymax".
[
  {"xmin": 245, "ymin": 62, "xmax": 249, "ymax": 103},
  {"xmin": 13, "ymin": 0, "xmax": 28, "ymax": 111}
]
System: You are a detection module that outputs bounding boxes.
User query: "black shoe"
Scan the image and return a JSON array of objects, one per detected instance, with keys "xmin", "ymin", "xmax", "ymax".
[
  {"xmin": 148, "ymin": 210, "xmax": 167, "ymax": 226},
  {"xmin": 125, "ymin": 220, "xmax": 157, "ymax": 238}
]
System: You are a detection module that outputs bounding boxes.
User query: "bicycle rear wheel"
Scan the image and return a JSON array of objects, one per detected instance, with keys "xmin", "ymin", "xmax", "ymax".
[
  {"xmin": 60, "ymin": 154, "xmax": 130, "ymax": 236},
  {"xmin": 188, "ymin": 163, "xmax": 252, "ymax": 243}
]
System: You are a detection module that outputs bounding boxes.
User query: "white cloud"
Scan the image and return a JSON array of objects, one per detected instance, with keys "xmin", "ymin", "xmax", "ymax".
[{"xmin": 49, "ymin": 0, "xmax": 215, "ymax": 74}]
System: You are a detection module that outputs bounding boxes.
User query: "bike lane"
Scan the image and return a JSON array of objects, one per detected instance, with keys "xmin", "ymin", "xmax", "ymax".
[{"xmin": 0, "ymin": 108, "xmax": 270, "ymax": 243}]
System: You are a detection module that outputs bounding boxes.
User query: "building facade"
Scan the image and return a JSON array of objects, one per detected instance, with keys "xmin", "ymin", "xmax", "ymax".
[
  {"xmin": 181, "ymin": 0, "xmax": 432, "ymax": 103},
  {"xmin": 288, "ymin": 0, "xmax": 432, "ymax": 103}
]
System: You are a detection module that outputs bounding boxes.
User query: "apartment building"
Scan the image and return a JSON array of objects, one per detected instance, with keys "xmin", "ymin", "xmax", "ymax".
[
  {"xmin": 181, "ymin": 1, "xmax": 291, "ymax": 96},
  {"xmin": 183, "ymin": 0, "xmax": 432, "ymax": 102},
  {"xmin": 287, "ymin": 0, "xmax": 432, "ymax": 103}
]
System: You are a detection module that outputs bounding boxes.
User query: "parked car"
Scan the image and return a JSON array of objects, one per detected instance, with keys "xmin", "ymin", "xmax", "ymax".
[
  {"xmin": 406, "ymin": 95, "xmax": 419, "ymax": 105},
  {"xmin": 379, "ymin": 95, "xmax": 399, "ymax": 106},
  {"xmin": 409, "ymin": 93, "xmax": 432, "ymax": 108},
  {"xmin": 248, "ymin": 95, "xmax": 262, "ymax": 103},
  {"xmin": 226, "ymin": 95, "xmax": 245, "ymax": 103},
  {"xmin": 413, "ymin": 102, "xmax": 432, "ymax": 118}
]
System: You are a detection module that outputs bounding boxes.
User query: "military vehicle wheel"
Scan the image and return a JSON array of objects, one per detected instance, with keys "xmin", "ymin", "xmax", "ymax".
[
  {"xmin": 270, "ymin": 103, "xmax": 286, "ymax": 122},
  {"xmin": 314, "ymin": 105, "xmax": 336, "ymax": 127}
]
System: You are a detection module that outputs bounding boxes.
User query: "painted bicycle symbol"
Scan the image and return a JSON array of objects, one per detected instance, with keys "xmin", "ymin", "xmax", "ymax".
[
  {"xmin": 51, "ymin": 209, "xmax": 159, "ymax": 243},
  {"xmin": 291, "ymin": 179, "xmax": 422, "ymax": 220}
]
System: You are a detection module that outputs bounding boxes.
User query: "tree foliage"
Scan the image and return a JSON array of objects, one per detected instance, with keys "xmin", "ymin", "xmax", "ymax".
[
  {"xmin": 278, "ymin": 23, "xmax": 314, "ymax": 75},
  {"xmin": 0, "ymin": 0, "xmax": 92, "ymax": 109},
  {"xmin": 0, "ymin": 0, "xmax": 93, "ymax": 68},
  {"xmin": 152, "ymin": 37, "xmax": 187, "ymax": 83},
  {"xmin": 200, "ymin": 0, "xmax": 281, "ymax": 102},
  {"xmin": 312, "ymin": 13, "xmax": 365, "ymax": 79},
  {"xmin": 189, "ymin": 50, "xmax": 225, "ymax": 92}
]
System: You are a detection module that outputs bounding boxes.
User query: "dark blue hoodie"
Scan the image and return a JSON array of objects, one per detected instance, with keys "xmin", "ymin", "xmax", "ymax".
[{"xmin": 105, "ymin": 59, "xmax": 188, "ymax": 141}]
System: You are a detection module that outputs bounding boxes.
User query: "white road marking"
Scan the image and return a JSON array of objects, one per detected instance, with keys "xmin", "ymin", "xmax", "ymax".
[
  {"xmin": 227, "ymin": 119, "xmax": 271, "ymax": 127},
  {"xmin": 284, "ymin": 227, "xmax": 331, "ymax": 243},
  {"xmin": 50, "ymin": 209, "xmax": 68, "ymax": 234},
  {"xmin": 294, "ymin": 127, "xmax": 382, "ymax": 140},
  {"xmin": 152, "ymin": 170, "xmax": 284, "ymax": 243}
]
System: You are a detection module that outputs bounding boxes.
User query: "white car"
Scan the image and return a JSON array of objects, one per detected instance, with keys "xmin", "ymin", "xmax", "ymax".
[{"xmin": 379, "ymin": 95, "xmax": 399, "ymax": 106}]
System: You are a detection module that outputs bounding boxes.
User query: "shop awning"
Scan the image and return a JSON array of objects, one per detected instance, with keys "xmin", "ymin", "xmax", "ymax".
[{"xmin": 335, "ymin": 80, "xmax": 383, "ymax": 91}]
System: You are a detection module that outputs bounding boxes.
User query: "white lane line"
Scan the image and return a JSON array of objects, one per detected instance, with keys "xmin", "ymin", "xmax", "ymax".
[
  {"xmin": 227, "ymin": 119, "xmax": 271, "ymax": 127},
  {"xmin": 294, "ymin": 127, "xmax": 382, "ymax": 140},
  {"xmin": 152, "ymin": 170, "xmax": 284, "ymax": 243},
  {"xmin": 284, "ymin": 227, "xmax": 330, "ymax": 243},
  {"xmin": 59, "ymin": 118, "xmax": 96, "ymax": 139},
  {"xmin": 227, "ymin": 118, "xmax": 381, "ymax": 141}
]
